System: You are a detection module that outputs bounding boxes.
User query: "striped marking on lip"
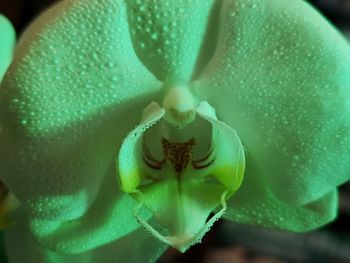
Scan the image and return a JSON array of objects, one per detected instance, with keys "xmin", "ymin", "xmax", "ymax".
[{"xmin": 143, "ymin": 138, "xmax": 215, "ymax": 172}]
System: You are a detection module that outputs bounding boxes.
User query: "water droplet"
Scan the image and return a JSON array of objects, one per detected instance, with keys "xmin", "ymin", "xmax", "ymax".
[{"xmin": 151, "ymin": 32, "xmax": 158, "ymax": 40}]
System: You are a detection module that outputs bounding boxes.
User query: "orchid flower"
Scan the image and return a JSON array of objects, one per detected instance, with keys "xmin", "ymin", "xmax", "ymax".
[{"xmin": 1, "ymin": 0, "xmax": 350, "ymax": 262}]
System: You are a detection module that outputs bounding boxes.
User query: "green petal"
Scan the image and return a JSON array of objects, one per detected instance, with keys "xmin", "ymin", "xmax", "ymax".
[
  {"xmin": 193, "ymin": 0, "xmax": 350, "ymax": 205},
  {"xmin": 0, "ymin": 0, "xmax": 161, "ymax": 252},
  {"xmin": 6, "ymin": 210, "xmax": 167, "ymax": 263},
  {"xmin": 0, "ymin": 15, "xmax": 15, "ymax": 80},
  {"xmin": 124, "ymin": 0, "xmax": 217, "ymax": 82},
  {"xmin": 29, "ymin": 174, "xmax": 152, "ymax": 253},
  {"xmin": 224, "ymin": 153, "xmax": 337, "ymax": 231}
]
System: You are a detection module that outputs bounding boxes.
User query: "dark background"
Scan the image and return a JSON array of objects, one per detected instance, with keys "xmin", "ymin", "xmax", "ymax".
[{"xmin": 1, "ymin": 1, "xmax": 350, "ymax": 263}]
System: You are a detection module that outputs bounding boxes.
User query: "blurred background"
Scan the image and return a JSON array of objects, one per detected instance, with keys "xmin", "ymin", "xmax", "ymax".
[{"xmin": 0, "ymin": 1, "xmax": 349, "ymax": 263}]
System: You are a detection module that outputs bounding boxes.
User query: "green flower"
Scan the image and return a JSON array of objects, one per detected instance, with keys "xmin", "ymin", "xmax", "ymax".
[{"xmin": 1, "ymin": 0, "xmax": 350, "ymax": 262}]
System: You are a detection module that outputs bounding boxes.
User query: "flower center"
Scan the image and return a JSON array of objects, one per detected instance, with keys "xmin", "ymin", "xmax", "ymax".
[
  {"xmin": 143, "ymin": 137, "xmax": 195, "ymax": 173},
  {"xmin": 162, "ymin": 138, "xmax": 195, "ymax": 173},
  {"xmin": 117, "ymin": 88, "xmax": 245, "ymax": 252},
  {"xmin": 143, "ymin": 136, "xmax": 216, "ymax": 173}
]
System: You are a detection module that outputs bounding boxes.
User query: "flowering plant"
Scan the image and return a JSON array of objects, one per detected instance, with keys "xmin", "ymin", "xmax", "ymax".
[{"xmin": 1, "ymin": 0, "xmax": 350, "ymax": 262}]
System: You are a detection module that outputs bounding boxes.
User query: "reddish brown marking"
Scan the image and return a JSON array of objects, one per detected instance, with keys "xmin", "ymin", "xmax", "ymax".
[
  {"xmin": 143, "ymin": 156, "xmax": 163, "ymax": 170},
  {"xmin": 193, "ymin": 157, "xmax": 216, "ymax": 170},
  {"xmin": 192, "ymin": 146, "xmax": 213, "ymax": 164},
  {"xmin": 143, "ymin": 143, "xmax": 164, "ymax": 169},
  {"xmin": 142, "ymin": 138, "xmax": 215, "ymax": 173},
  {"xmin": 162, "ymin": 138, "xmax": 195, "ymax": 173}
]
